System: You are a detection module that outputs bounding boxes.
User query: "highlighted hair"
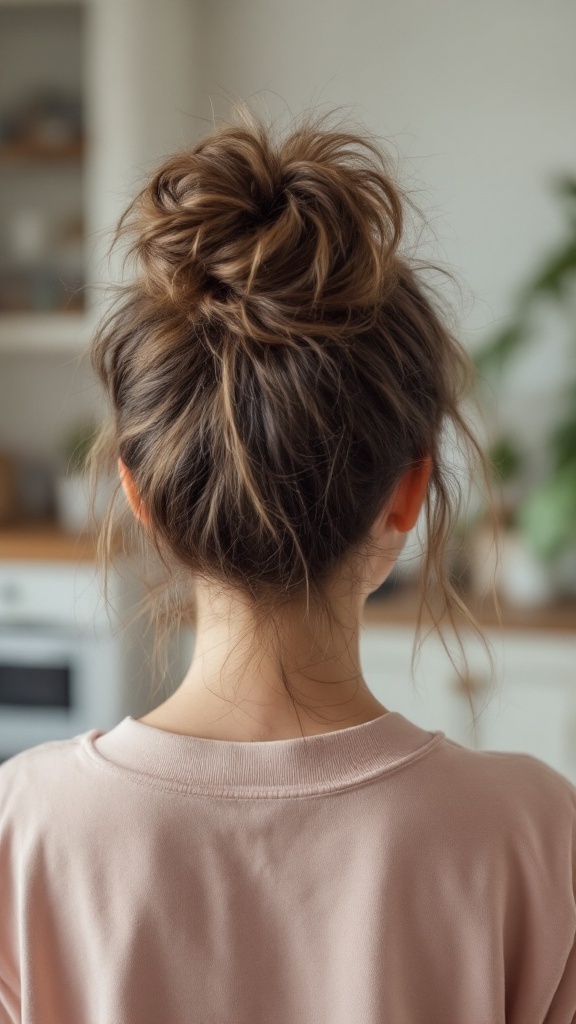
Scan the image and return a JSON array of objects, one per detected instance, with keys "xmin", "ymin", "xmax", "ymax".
[{"xmin": 87, "ymin": 104, "xmax": 498, "ymax": 726}]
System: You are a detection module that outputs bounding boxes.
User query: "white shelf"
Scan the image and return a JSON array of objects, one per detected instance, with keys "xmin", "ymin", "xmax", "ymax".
[{"xmin": 0, "ymin": 311, "xmax": 93, "ymax": 353}]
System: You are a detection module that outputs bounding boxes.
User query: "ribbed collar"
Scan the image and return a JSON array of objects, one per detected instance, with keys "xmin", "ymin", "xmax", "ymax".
[{"xmin": 82, "ymin": 711, "xmax": 445, "ymax": 798}]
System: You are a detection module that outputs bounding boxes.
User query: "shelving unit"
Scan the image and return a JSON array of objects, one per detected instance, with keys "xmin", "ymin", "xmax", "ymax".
[
  {"xmin": 0, "ymin": 0, "xmax": 195, "ymax": 353},
  {"xmin": 0, "ymin": 0, "xmax": 196, "ymax": 754},
  {"xmin": 0, "ymin": 1, "xmax": 85, "ymax": 338}
]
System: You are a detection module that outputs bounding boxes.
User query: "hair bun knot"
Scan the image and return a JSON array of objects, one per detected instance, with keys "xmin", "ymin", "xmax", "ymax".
[{"xmin": 124, "ymin": 108, "xmax": 405, "ymax": 345}]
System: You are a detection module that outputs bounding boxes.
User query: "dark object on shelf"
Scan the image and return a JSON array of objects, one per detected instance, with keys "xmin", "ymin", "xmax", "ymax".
[
  {"xmin": 0, "ymin": 269, "xmax": 84, "ymax": 313},
  {"xmin": 0, "ymin": 89, "xmax": 82, "ymax": 151}
]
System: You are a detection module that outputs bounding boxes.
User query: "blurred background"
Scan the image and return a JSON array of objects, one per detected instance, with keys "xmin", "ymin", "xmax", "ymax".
[{"xmin": 0, "ymin": 0, "xmax": 574, "ymax": 774}]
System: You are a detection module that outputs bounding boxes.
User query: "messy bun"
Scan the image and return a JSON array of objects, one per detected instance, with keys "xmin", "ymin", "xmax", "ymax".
[
  {"xmin": 88, "ymin": 103, "xmax": 494, "ymax": 700},
  {"xmin": 126, "ymin": 115, "xmax": 404, "ymax": 345}
]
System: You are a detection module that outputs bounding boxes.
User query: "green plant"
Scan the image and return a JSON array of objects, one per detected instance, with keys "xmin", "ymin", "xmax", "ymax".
[
  {"xmin": 488, "ymin": 436, "xmax": 523, "ymax": 485},
  {"xmin": 61, "ymin": 419, "xmax": 98, "ymax": 475},
  {"xmin": 482, "ymin": 435, "xmax": 524, "ymax": 530},
  {"xmin": 474, "ymin": 176, "xmax": 576, "ymax": 560}
]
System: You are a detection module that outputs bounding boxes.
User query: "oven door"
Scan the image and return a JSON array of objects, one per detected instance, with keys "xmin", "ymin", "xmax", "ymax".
[{"xmin": 0, "ymin": 624, "xmax": 118, "ymax": 762}]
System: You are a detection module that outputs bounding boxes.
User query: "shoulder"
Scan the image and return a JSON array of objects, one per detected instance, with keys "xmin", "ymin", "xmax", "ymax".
[
  {"xmin": 0, "ymin": 731, "xmax": 98, "ymax": 835},
  {"xmin": 438, "ymin": 734, "xmax": 576, "ymax": 805},
  {"xmin": 430, "ymin": 733, "xmax": 576, "ymax": 809},
  {"xmin": 394, "ymin": 735, "xmax": 576, "ymax": 934},
  {"xmin": 0, "ymin": 731, "xmax": 89, "ymax": 779},
  {"xmin": 420, "ymin": 734, "xmax": 576, "ymax": 858}
]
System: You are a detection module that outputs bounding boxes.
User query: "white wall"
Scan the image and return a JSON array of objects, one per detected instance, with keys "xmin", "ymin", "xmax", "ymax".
[{"xmin": 192, "ymin": 0, "xmax": 576, "ymax": 455}]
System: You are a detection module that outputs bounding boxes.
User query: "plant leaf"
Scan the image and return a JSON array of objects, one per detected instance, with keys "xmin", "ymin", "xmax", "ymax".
[
  {"xmin": 517, "ymin": 465, "xmax": 576, "ymax": 561},
  {"xmin": 473, "ymin": 321, "xmax": 528, "ymax": 375}
]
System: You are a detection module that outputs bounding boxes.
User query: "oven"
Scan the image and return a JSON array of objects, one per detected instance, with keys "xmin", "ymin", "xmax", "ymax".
[{"xmin": 0, "ymin": 559, "xmax": 153, "ymax": 762}]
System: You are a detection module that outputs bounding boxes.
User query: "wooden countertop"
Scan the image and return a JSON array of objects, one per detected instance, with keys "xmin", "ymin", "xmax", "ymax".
[
  {"xmin": 0, "ymin": 522, "xmax": 574, "ymax": 633},
  {"xmin": 0, "ymin": 522, "xmax": 125, "ymax": 561},
  {"xmin": 363, "ymin": 584, "xmax": 576, "ymax": 633}
]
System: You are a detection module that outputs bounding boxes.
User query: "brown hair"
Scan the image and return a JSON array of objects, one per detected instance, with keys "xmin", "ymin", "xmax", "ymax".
[{"xmin": 87, "ymin": 103, "xmax": 497, "ymax": 723}]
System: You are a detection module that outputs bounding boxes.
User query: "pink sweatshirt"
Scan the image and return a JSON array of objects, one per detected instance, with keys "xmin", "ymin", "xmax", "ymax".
[{"xmin": 0, "ymin": 710, "xmax": 575, "ymax": 1023}]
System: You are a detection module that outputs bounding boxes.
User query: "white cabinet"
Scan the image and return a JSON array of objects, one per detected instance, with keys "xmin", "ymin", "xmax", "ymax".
[
  {"xmin": 359, "ymin": 625, "xmax": 479, "ymax": 749},
  {"xmin": 0, "ymin": 560, "xmax": 110, "ymax": 629},
  {"xmin": 0, "ymin": 556, "xmax": 155, "ymax": 760},
  {"xmin": 360, "ymin": 623, "xmax": 576, "ymax": 783},
  {"xmin": 469, "ymin": 632, "xmax": 576, "ymax": 779}
]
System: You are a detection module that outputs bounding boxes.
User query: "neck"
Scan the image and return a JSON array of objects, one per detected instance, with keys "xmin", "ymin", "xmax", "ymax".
[{"xmin": 139, "ymin": 578, "xmax": 389, "ymax": 742}]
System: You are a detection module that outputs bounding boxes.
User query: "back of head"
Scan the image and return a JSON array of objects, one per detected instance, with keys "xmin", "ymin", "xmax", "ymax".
[{"xmin": 89, "ymin": 104, "xmax": 489, "ymax": 650}]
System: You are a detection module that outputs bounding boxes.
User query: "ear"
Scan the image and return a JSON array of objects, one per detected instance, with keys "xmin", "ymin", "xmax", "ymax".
[
  {"xmin": 118, "ymin": 457, "xmax": 150, "ymax": 527},
  {"xmin": 384, "ymin": 455, "xmax": 432, "ymax": 533}
]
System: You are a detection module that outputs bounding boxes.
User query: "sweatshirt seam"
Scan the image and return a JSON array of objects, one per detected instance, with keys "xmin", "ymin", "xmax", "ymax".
[{"xmin": 78, "ymin": 730, "xmax": 446, "ymax": 800}]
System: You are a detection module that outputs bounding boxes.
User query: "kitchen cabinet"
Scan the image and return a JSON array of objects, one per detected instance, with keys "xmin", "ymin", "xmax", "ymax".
[
  {"xmin": 360, "ymin": 618, "xmax": 576, "ymax": 783},
  {"xmin": 359, "ymin": 625, "xmax": 477, "ymax": 749},
  {"xmin": 0, "ymin": 526, "xmax": 156, "ymax": 760}
]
